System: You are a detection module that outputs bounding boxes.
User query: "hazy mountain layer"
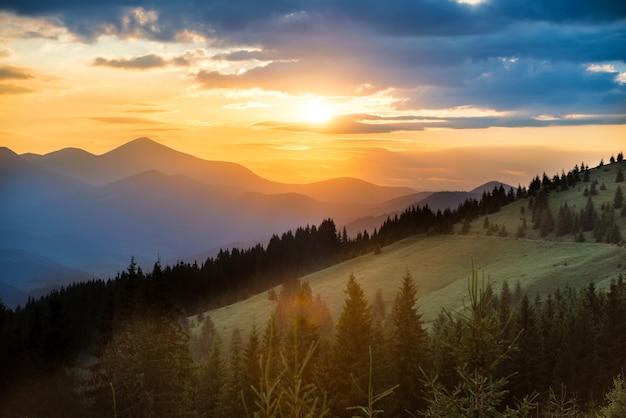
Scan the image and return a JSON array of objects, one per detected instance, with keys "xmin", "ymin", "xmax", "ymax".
[{"xmin": 1, "ymin": 137, "xmax": 508, "ymax": 307}]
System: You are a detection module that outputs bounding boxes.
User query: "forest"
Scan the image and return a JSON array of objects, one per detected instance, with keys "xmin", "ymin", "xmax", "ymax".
[{"xmin": 1, "ymin": 153, "xmax": 625, "ymax": 416}]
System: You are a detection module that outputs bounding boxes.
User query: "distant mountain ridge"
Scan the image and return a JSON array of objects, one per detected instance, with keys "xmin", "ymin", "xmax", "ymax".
[
  {"xmin": 22, "ymin": 137, "xmax": 415, "ymax": 203},
  {"xmin": 1, "ymin": 137, "xmax": 510, "ymax": 307}
]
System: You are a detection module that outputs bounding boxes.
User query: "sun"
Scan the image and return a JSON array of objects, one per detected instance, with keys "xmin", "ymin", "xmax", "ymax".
[{"xmin": 304, "ymin": 100, "xmax": 333, "ymax": 123}]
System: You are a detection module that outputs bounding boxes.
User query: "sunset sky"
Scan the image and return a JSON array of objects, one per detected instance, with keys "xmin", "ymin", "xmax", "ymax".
[{"xmin": 1, "ymin": 0, "xmax": 625, "ymax": 190}]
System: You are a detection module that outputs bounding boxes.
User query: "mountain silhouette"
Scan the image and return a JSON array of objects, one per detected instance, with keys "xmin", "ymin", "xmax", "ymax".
[{"xmin": 1, "ymin": 138, "xmax": 509, "ymax": 307}]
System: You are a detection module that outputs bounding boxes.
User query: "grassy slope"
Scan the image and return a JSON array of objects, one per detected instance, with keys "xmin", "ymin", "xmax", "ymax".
[{"xmin": 193, "ymin": 160, "xmax": 626, "ymax": 340}]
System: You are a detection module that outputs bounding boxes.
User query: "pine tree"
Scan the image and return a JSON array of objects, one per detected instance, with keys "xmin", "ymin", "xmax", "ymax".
[
  {"xmin": 219, "ymin": 328, "xmax": 246, "ymax": 418},
  {"xmin": 421, "ymin": 267, "xmax": 536, "ymax": 417},
  {"xmin": 88, "ymin": 262, "xmax": 195, "ymax": 418},
  {"xmin": 389, "ymin": 272, "xmax": 429, "ymax": 414},
  {"xmin": 614, "ymin": 185, "xmax": 624, "ymax": 209},
  {"xmin": 597, "ymin": 374, "xmax": 626, "ymax": 418},
  {"xmin": 506, "ymin": 294, "xmax": 542, "ymax": 401},
  {"xmin": 193, "ymin": 314, "xmax": 217, "ymax": 362},
  {"xmin": 555, "ymin": 203, "xmax": 574, "ymax": 237},
  {"xmin": 371, "ymin": 289, "xmax": 386, "ymax": 323},
  {"xmin": 196, "ymin": 336, "xmax": 225, "ymax": 417},
  {"xmin": 328, "ymin": 274, "xmax": 374, "ymax": 417},
  {"xmin": 616, "ymin": 168, "xmax": 624, "ymax": 183},
  {"xmin": 241, "ymin": 324, "xmax": 262, "ymax": 413}
]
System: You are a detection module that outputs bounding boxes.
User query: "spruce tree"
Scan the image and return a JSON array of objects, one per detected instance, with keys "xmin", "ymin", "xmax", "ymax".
[
  {"xmin": 218, "ymin": 328, "xmax": 246, "ymax": 418},
  {"xmin": 389, "ymin": 272, "xmax": 429, "ymax": 414},
  {"xmin": 371, "ymin": 289, "xmax": 386, "ymax": 323},
  {"xmin": 506, "ymin": 294, "xmax": 542, "ymax": 401},
  {"xmin": 241, "ymin": 324, "xmax": 262, "ymax": 413},
  {"xmin": 196, "ymin": 336, "xmax": 224, "ymax": 417},
  {"xmin": 422, "ymin": 267, "xmax": 536, "ymax": 417},
  {"xmin": 614, "ymin": 185, "xmax": 624, "ymax": 209},
  {"xmin": 88, "ymin": 262, "xmax": 195, "ymax": 418},
  {"xmin": 329, "ymin": 274, "xmax": 374, "ymax": 417}
]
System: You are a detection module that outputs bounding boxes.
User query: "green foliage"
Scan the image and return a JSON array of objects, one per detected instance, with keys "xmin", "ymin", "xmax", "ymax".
[
  {"xmin": 421, "ymin": 265, "xmax": 536, "ymax": 417},
  {"xmin": 597, "ymin": 374, "xmax": 626, "ymax": 418},
  {"xmin": 544, "ymin": 384, "xmax": 580, "ymax": 417},
  {"xmin": 347, "ymin": 347, "xmax": 399, "ymax": 418},
  {"xmin": 329, "ymin": 275, "xmax": 375, "ymax": 416},
  {"xmin": 245, "ymin": 310, "xmax": 329, "ymax": 418},
  {"xmin": 614, "ymin": 185, "xmax": 624, "ymax": 209},
  {"xmin": 390, "ymin": 272, "xmax": 430, "ymax": 413},
  {"xmin": 196, "ymin": 336, "xmax": 225, "ymax": 417},
  {"xmin": 88, "ymin": 311, "xmax": 195, "ymax": 417}
]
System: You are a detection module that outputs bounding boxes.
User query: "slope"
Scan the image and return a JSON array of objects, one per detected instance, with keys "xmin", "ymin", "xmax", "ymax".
[{"xmin": 196, "ymin": 160, "xmax": 626, "ymax": 339}]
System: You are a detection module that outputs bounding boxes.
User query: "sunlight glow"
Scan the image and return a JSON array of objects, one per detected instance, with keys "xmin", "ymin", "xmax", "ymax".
[{"xmin": 304, "ymin": 100, "xmax": 333, "ymax": 123}]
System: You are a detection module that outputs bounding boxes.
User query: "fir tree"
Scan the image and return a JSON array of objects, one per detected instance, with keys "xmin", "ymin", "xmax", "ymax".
[
  {"xmin": 389, "ymin": 272, "xmax": 430, "ymax": 414},
  {"xmin": 196, "ymin": 336, "xmax": 225, "ymax": 417},
  {"xmin": 219, "ymin": 328, "xmax": 246, "ymax": 418},
  {"xmin": 614, "ymin": 185, "xmax": 624, "ymax": 209},
  {"xmin": 328, "ymin": 275, "xmax": 374, "ymax": 417},
  {"xmin": 421, "ymin": 267, "xmax": 536, "ymax": 417}
]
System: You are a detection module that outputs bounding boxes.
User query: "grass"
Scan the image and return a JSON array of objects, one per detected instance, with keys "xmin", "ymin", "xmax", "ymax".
[{"xmin": 191, "ymin": 160, "xmax": 626, "ymax": 341}]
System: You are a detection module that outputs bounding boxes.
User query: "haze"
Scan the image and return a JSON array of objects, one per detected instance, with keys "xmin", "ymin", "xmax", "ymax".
[{"xmin": 1, "ymin": 1, "xmax": 624, "ymax": 190}]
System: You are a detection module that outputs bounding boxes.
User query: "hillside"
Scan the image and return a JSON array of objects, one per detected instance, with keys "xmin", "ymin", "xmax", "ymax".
[{"xmin": 196, "ymin": 159, "xmax": 626, "ymax": 339}]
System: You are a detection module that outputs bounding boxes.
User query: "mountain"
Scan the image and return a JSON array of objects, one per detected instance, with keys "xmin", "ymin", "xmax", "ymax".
[
  {"xmin": 343, "ymin": 182, "xmax": 514, "ymax": 236},
  {"xmin": 0, "ymin": 147, "xmax": 88, "ymax": 218},
  {"xmin": 22, "ymin": 137, "xmax": 415, "ymax": 202},
  {"xmin": 0, "ymin": 248, "xmax": 93, "ymax": 307},
  {"xmin": 470, "ymin": 180, "xmax": 514, "ymax": 195},
  {"xmin": 22, "ymin": 137, "xmax": 274, "ymax": 194},
  {"xmin": 3, "ymin": 137, "xmax": 516, "ymax": 305},
  {"xmin": 285, "ymin": 177, "xmax": 416, "ymax": 205}
]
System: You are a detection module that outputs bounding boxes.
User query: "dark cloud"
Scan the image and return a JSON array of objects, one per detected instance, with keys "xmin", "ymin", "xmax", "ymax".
[
  {"xmin": 92, "ymin": 49, "xmax": 211, "ymax": 69},
  {"xmin": 92, "ymin": 54, "xmax": 167, "ymax": 70},
  {"xmin": 3, "ymin": 0, "xmax": 625, "ymax": 41},
  {"xmin": 3, "ymin": 0, "xmax": 624, "ymax": 128},
  {"xmin": 401, "ymin": 58, "xmax": 626, "ymax": 114},
  {"xmin": 0, "ymin": 66, "xmax": 33, "ymax": 80},
  {"xmin": 257, "ymin": 111, "xmax": 626, "ymax": 135}
]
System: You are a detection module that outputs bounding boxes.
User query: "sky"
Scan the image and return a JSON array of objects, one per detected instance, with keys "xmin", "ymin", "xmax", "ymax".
[{"xmin": 1, "ymin": 0, "xmax": 625, "ymax": 190}]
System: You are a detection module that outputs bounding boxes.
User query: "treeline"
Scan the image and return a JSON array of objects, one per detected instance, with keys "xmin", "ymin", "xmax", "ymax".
[
  {"xmin": 3, "ymin": 266, "xmax": 626, "ymax": 416},
  {"xmin": 524, "ymin": 160, "xmax": 625, "ymax": 243}
]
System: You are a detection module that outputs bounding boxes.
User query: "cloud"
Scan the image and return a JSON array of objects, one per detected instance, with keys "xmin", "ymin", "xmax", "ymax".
[
  {"xmin": 0, "ymin": 48, "xmax": 15, "ymax": 60},
  {"xmin": 3, "ymin": 0, "xmax": 625, "ymax": 43},
  {"xmin": 92, "ymin": 48, "xmax": 211, "ymax": 70},
  {"xmin": 91, "ymin": 116, "xmax": 158, "ymax": 124},
  {"xmin": 0, "ymin": 66, "xmax": 32, "ymax": 80},
  {"xmin": 0, "ymin": 84, "xmax": 33, "ymax": 94},
  {"xmin": 92, "ymin": 54, "xmax": 167, "ymax": 70},
  {"xmin": 587, "ymin": 64, "xmax": 617, "ymax": 73},
  {"xmin": 196, "ymin": 59, "xmax": 375, "ymax": 95},
  {"xmin": 2, "ymin": 1, "xmax": 624, "ymax": 130}
]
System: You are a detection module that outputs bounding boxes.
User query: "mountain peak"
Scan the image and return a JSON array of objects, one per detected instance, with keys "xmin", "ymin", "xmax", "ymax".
[
  {"xmin": 104, "ymin": 137, "xmax": 179, "ymax": 159},
  {"xmin": 114, "ymin": 136, "xmax": 164, "ymax": 150},
  {"xmin": 128, "ymin": 136, "xmax": 157, "ymax": 145},
  {"xmin": 470, "ymin": 181, "xmax": 515, "ymax": 195}
]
